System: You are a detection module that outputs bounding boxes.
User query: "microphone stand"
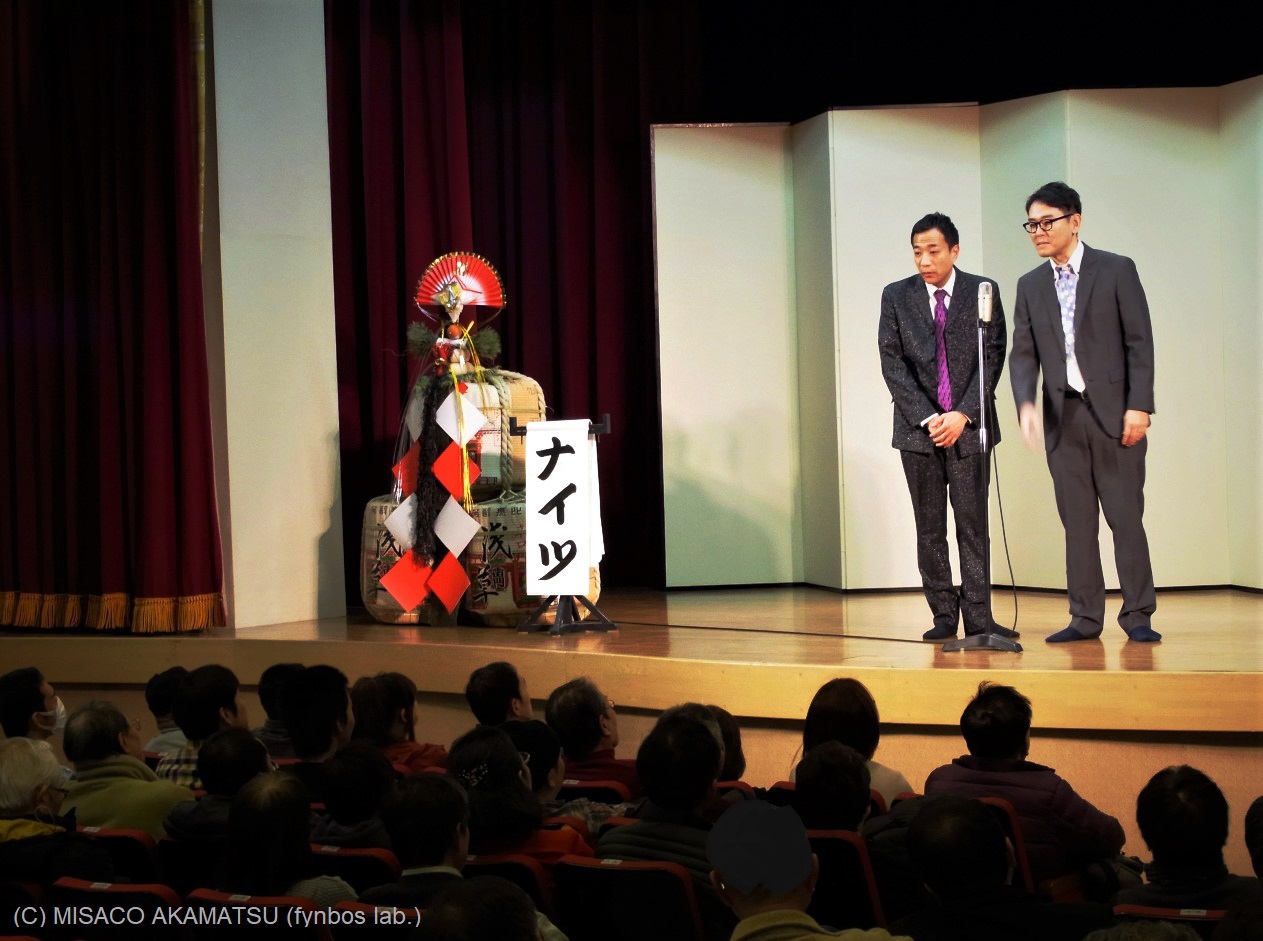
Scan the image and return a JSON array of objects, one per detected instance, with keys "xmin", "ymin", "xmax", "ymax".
[{"xmin": 944, "ymin": 292, "xmax": 1022, "ymax": 654}]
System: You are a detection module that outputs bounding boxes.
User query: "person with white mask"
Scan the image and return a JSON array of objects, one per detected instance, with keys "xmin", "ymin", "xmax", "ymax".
[{"xmin": 0, "ymin": 667, "xmax": 67, "ymax": 741}]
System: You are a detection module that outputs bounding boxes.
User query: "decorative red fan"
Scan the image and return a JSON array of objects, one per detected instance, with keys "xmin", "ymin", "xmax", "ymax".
[{"xmin": 414, "ymin": 252, "xmax": 506, "ymax": 314}]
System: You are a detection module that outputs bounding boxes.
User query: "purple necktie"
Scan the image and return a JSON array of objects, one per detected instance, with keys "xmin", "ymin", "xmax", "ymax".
[{"xmin": 934, "ymin": 289, "xmax": 952, "ymax": 411}]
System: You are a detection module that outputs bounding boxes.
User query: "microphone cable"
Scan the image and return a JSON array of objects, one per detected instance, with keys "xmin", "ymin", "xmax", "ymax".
[{"xmin": 991, "ymin": 446, "xmax": 1020, "ymax": 632}]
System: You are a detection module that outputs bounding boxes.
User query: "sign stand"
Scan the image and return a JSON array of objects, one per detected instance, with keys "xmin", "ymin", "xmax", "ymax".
[{"xmin": 509, "ymin": 414, "xmax": 618, "ymax": 636}]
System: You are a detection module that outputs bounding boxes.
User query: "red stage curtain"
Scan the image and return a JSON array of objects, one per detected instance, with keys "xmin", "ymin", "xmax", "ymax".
[
  {"xmin": 325, "ymin": 1, "xmax": 700, "ymax": 592},
  {"xmin": 0, "ymin": 2, "xmax": 223, "ymax": 632}
]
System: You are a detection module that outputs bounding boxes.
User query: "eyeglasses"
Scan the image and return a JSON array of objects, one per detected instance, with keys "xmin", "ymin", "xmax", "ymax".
[
  {"xmin": 1022, "ymin": 213, "xmax": 1074, "ymax": 234},
  {"xmin": 49, "ymin": 785, "xmax": 70, "ymax": 797}
]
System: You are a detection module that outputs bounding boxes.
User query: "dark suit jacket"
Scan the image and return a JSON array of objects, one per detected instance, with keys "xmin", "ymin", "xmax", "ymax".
[
  {"xmin": 879, "ymin": 269, "xmax": 1006, "ymax": 456},
  {"xmin": 1009, "ymin": 244, "xmax": 1155, "ymax": 451}
]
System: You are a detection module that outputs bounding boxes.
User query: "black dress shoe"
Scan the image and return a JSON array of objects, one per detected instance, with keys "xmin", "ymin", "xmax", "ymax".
[
  {"xmin": 922, "ymin": 624, "xmax": 958, "ymax": 641},
  {"xmin": 966, "ymin": 624, "xmax": 1021, "ymax": 639},
  {"xmin": 1046, "ymin": 625, "xmax": 1102, "ymax": 643}
]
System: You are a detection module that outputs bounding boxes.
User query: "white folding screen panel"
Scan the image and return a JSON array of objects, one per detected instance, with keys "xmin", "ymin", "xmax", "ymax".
[
  {"xmin": 652, "ymin": 80, "xmax": 1263, "ymax": 591},
  {"xmin": 827, "ymin": 107, "xmax": 985, "ymax": 590},
  {"xmin": 652, "ymin": 125, "xmax": 803, "ymax": 587},
  {"xmin": 1219, "ymin": 76, "xmax": 1263, "ymax": 588}
]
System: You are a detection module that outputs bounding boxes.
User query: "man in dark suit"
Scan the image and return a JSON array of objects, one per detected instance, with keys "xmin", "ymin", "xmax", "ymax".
[
  {"xmin": 879, "ymin": 213, "xmax": 1012, "ymax": 642},
  {"xmin": 1009, "ymin": 182, "xmax": 1159, "ymax": 643}
]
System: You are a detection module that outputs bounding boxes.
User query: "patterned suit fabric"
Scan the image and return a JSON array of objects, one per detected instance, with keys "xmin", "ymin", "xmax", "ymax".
[{"xmin": 879, "ymin": 270, "xmax": 1007, "ymax": 634}]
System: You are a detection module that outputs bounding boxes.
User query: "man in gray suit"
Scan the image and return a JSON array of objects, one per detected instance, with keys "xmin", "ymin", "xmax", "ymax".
[
  {"xmin": 1010, "ymin": 182, "xmax": 1159, "ymax": 643},
  {"xmin": 879, "ymin": 213, "xmax": 1014, "ymax": 642}
]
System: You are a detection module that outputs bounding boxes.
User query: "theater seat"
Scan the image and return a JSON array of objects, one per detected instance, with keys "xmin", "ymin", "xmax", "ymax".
[{"xmin": 553, "ymin": 854, "xmax": 706, "ymax": 941}]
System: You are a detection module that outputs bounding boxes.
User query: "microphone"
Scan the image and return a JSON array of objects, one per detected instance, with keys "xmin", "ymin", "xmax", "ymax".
[{"xmin": 978, "ymin": 282, "xmax": 993, "ymax": 323}]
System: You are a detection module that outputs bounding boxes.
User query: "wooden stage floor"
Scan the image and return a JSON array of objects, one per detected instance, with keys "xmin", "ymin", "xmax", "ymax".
[{"xmin": 7, "ymin": 586, "xmax": 1261, "ymax": 736}]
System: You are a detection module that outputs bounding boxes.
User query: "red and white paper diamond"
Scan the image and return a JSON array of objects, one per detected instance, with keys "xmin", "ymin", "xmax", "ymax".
[
  {"xmin": 379, "ymin": 552, "xmax": 433, "ymax": 612},
  {"xmin": 432, "ymin": 443, "xmax": 480, "ymax": 499},
  {"xmin": 427, "ymin": 551, "xmax": 471, "ymax": 613}
]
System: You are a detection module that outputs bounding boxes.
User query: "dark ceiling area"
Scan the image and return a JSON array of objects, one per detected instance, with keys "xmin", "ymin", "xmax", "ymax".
[{"xmin": 689, "ymin": 6, "xmax": 1260, "ymax": 124}]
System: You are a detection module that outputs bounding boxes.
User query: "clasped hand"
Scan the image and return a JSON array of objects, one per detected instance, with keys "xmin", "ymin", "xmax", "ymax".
[{"xmin": 928, "ymin": 411, "xmax": 967, "ymax": 447}]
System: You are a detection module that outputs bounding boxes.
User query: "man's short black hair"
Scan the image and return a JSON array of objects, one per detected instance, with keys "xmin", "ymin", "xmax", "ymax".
[
  {"xmin": 464, "ymin": 661, "xmax": 523, "ymax": 726},
  {"xmin": 909, "ymin": 796, "xmax": 1009, "ymax": 895},
  {"xmin": 795, "ymin": 741, "xmax": 872, "ymax": 832},
  {"xmin": 172, "ymin": 664, "xmax": 240, "ymax": 741},
  {"xmin": 637, "ymin": 712, "xmax": 721, "ymax": 812},
  {"xmin": 63, "ymin": 700, "xmax": 131, "ymax": 763},
  {"xmin": 911, "ymin": 212, "xmax": 959, "ymax": 249},
  {"xmin": 1245, "ymin": 795, "xmax": 1263, "ymax": 879},
  {"xmin": 258, "ymin": 663, "xmax": 303, "ymax": 721},
  {"xmin": 544, "ymin": 677, "xmax": 607, "ymax": 760},
  {"xmin": 0, "ymin": 667, "xmax": 46, "ymax": 738},
  {"xmin": 501, "ymin": 719, "xmax": 562, "ymax": 793},
  {"xmin": 144, "ymin": 667, "xmax": 189, "ymax": 719},
  {"xmin": 415, "ymin": 876, "xmax": 538, "ymax": 941},
  {"xmin": 280, "ymin": 665, "xmax": 349, "ymax": 760},
  {"xmin": 197, "ymin": 726, "xmax": 269, "ymax": 797},
  {"xmin": 1136, "ymin": 765, "xmax": 1229, "ymax": 868},
  {"xmin": 381, "ymin": 774, "xmax": 469, "ymax": 868},
  {"xmin": 1026, "ymin": 181, "xmax": 1082, "ymax": 216},
  {"xmin": 960, "ymin": 682, "xmax": 1032, "ymax": 759}
]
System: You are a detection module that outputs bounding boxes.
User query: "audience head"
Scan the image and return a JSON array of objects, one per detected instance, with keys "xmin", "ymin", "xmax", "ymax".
[
  {"xmin": 802, "ymin": 677, "xmax": 881, "ymax": 760},
  {"xmin": 63, "ymin": 700, "xmax": 142, "ymax": 764},
  {"xmin": 172, "ymin": 664, "xmax": 245, "ymax": 742},
  {"xmin": 960, "ymin": 682, "xmax": 1032, "ymax": 760},
  {"xmin": 221, "ymin": 771, "xmax": 313, "ymax": 895},
  {"xmin": 414, "ymin": 876, "xmax": 542, "ymax": 941},
  {"xmin": 448, "ymin": 725, "xmax": 541, "ymax": 854},
  {"xmin": 0, "ymin": 738, "xmax": 68, "ymax": 818},
  {"xmin": 660, "ymin": 702, "xmax": 723, "ymax": 749},
  {"xmin": 909, "ymin": 796, "xmax": 1012, "ymax": 896},
  {"xmin": 196, "ymin": 727, "xmax": 270, "ymax": 797},
  {"xmin": 350, "ymin": 672, "xmax": 419, "ymax": 746},
  {"xmin": 1245, "ymin": 795, "xmax": 1263, "ymax": 879},
  {"xmin": 794, "ymin": 742, "xmax": 872, "ymax": 832},
  {"xmin": 708, "ymin": 705, "xmax": 746, "ymax": 781},
  {"xmin": 545, "ymin": 677, "xmax": 616, "ymax": 760},
  {"xmin": 280, "ymin": 665, "xmax": 353, "ymax": 761},
  {"xmin": 1136, "ymin": 765, "xmax": 1229, "ymax": 869},
  {"xmin": 707, "ymin": 800, "xmax": 816, "ymax": 920},
  {"xmin": 381, "ymin": 774, "xmax": 470, "ymax": 869},
  {"xmin": 257, "ymin": 662, "xmax": 303, "ymax": 722},
  {"xmin": 501, "ymin": 719, "xmax": 564, "ymax": 798},
  {"xmin": 465, "ymin": 661, "xmax": 533, "ymax": 725},
  {"xmin": 144, "ymin": 666, "xmax": 189, "ymax": 722},
  {"xmin": 0, "ymin": 667, "xmax": 61, "ymax": 740},
  {"xmin": 322, "ymin": 741, "xmax": 395, "ymax": 825},
  {"xmin": 637, "ymin": 712, "xmax": 721, "ymax": 813}
]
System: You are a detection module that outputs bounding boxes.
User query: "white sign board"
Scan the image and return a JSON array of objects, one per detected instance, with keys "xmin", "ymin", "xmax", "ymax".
[{"xmin": 525, "ymin": 420, "xmax": 598, "ymax": 596}]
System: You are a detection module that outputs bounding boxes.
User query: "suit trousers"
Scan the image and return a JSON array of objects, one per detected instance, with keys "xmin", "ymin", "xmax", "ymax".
[
  {"xmin": 1047, "ymin": 395, "xmax": 1156, "ymax": 635},
  {"xmin": 900, "ymin": 446, "xmax": 989, "ymax": 633}
]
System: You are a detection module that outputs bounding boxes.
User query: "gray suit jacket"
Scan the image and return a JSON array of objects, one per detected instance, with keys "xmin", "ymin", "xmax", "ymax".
[
  {"xmin": 1009, "ymin": 244, "xmax": 1155, "ymax": 452},
  {"xmin": 878, "ymin": 269, "xmax": 1006, "ymax": 456}
]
